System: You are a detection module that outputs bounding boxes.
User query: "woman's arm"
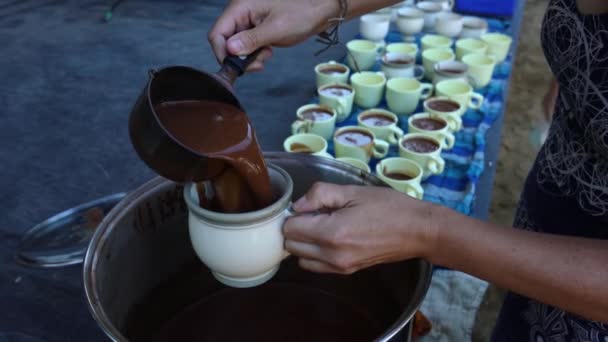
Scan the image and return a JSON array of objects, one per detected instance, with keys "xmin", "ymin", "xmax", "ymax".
[{"xmin": 284, "ymin": 183, "xmax": 608, "ymax": 323}]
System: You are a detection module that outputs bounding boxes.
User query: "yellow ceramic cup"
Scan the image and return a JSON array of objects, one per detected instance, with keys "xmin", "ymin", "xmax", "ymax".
[
  {"xmin": 333, "ymin": 126, "xmax": 389, "ymax": 163},
  {"xmin": 399, "ymin": 133, "xmax": 445, "ymax": 179},
  {"xmin": 435, "ymin": 79, "xmax": 484, "ymax": 113},
  {"xmin": 291, "ymin": 104, "xmax": 337, "ymax": 140},
  {"xmin": 357, "ymin": 109, "xmax": 403, "ymax": 145},
  {"xmin": 422, "ymin": 48, "xmax": 455, "ymax": 80},
  {"xmin": 336, "ymin": 157, "xmax": 371, "ymax": 173},
  {"xmin": 317, "ymin": 83, "xmax": 355, "ymax": 123},
  {"xmin": 462, "ymin": 53, "xmax": 496, "ymax": 88},
  {"xmin": 386, "ymin": 77, "xmax": 433, "ymax": 115},
  {"xmin": 314, "ymin": 61, "xmax": 350, "ymax": 89},
  {"xmin": 350, "ymin": 71, "xmax": 387, "ymax": 109},
  {"xmin": 283, "ymin": 133, "xmax": 333, "ymax": 158},
  {"xmin": 480, "ymin": 32, "xmax": 512, "ymax": 62},
  {"xmin": 346, "ymin": 39, "xmax": 378, "ymax": 71},
  {"xmin": 408, "ymin": 112, "xmax": 455, "ymax": 149},
  {"xmin": 385, "ymin": 42, "xmax": 418, "ymax": 57},
  {"xmin": 375, "ymin": 157, "xmax": 424, "ymax": 199},
  {"xmin": 423, "ymin": 96, "xmax": 463, "ymax": 132},
  {"xmin": 421, "ymin": 34, "xmax": 453, "ymax": 51},
  {"xmin": 455, "ymin": 38, "xmax": 487, "ymax": 61}
]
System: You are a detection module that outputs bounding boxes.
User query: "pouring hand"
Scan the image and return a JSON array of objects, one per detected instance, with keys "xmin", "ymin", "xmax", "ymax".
[
  {"xmin": 208, "ymin": 0, "xmax": 340, "ymax": 71},
  {"xmin": 283, "ymin": 182, "xmax": 438, "ymax": 274}
]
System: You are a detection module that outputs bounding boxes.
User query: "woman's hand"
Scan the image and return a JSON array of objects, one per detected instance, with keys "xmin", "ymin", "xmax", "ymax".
[
  {"xmin": 283, "ymin": 182, "xmax": 439, "ymax": 274},
  {"xmin": 208, "ymin": 0, "xmax": 340, "ymax": 71}
]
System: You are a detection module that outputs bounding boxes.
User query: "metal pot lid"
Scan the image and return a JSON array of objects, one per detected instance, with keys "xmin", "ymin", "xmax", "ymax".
[{"xmin": 16, "ymin": 193, "xmax": 127, "ymax": 268}]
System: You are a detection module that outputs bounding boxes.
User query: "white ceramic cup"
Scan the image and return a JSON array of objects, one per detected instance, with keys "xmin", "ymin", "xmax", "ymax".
[
  {"xmin": 283, "ymin": 133, "xmax": 333, "ymax": 158},
  {"xmin": 336, "ymin": 157, "xmax": 372, "ymax": 173},
  {"xmin": 346, "ymin": 39, "xmax": 379, "ymax": 71},
  {"xmin": 317, "ymin": 83, "xmax": 355, "ymax": 122},
  {"xmin": 422, "ymin": 47, "xmax": 455, "ymax": 80},
  {"xmin": 380, "ymin": 52, "xmax": 424, "ymax": 80},
  {"xmin": 416, "ymin": 1, "xmax": 443, "ymax": 32},
  {"xmin": 386, "ymin": 77, "xmax": 433, "ymax": 115},
  {"xmin": 434, "ymin": 12, "xmax": 463, "ymax": 38},
  {"xmin": 334, "ymin": 126, "xmax": 390, "ymax": 163},
  {"xmin": 455, "ymin": 38, "xmax": 488, "ymax": 61},
  {"xmin": 460, "ymin": 16, "xmax": 488, "ymax": 38},
  {"xmin": 357, "ymin": 108, "xmax": 404, "ymax": 145},
  {"xmin": 423, "ymin": 96, "xmax": 464, "ymax": 132},
  {"xmin": 350, "ymin": 71, "xmax": 387, "ymax": 109},
  {"xmin": 386, "ymin": 42, "xmax": 419, "ymax": 57},
  {"xmin": 421, "ymin": 34, "xmax": 453, "ymax": 51},
  {"xmin": 408, "ymin": 112, "xmax": 455, "ymax": 149},
  {"xmin": 435, "ymin": 79, "xmax": 484, "ymax": 113},
  {"xmin": 480, "ymin": 32, "xmax": 513, "ymax": 62},
  {"xmin": 462, "ymin": 53, "xmax": 497, "ymax": 88},
  {"xmin": 359, "ymin": 13, "xmax": 391, "ymax": 42},
  {"xmin": 376, "ymin": 157, "xmax": 424, "ymax": 199},
  {"xmin": 291, "ymin": 104, "xmax": 337, "ymax": 140},
  {"xmin": 399, "ymin": 133, "xmax": 445, "ymax": 179},
  {"xmin": 427, "ymin": 0, "xmax": 454, "ymax": 11},
  {"xmin": 432, "ymin": 60, "xmax": 474, "ymax": 86},
  {"xmin": 314, "ymin": 61, "xmax": 350, "ymax": 89},
  {"xmin": 184, "ymin": 164, "xmax": 292, "ymax": 288},
  {"xmin": 396, "ymin": 7, "xmax": 425, "ymax": 41}
]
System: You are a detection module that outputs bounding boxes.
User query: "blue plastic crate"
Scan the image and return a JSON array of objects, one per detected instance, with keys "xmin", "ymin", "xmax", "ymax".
[{"xmin": 454, "ymin": 0, "xmax": 516, "ymax": 17}]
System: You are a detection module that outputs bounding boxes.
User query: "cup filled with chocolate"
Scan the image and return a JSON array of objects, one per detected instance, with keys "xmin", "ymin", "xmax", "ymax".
[
  {"xmin": 408, "ymin": 112, "xmax": 455, "ymax": 149},
  {"xmin": 291, "ymin": 104, "xmax": 337, "ymax": 140},
  {"xmin": 380, "ymin": 52, "xmax": 424, "ymax": 80},
  {"xmin": 317, "ymin": 83, "xmax": 355, "ymax": 122},
  {"xmin": 435, "ymin": 79, "xmax": 484, "ymax": 114},
  {"xmin": 423, "ymin": 97, "xmax": 463, "ymax": 132},
  {"xmin": 357, "ymin": 109, "xmax": 403, "ymax": 145},
  {"xmin": 399, "ymin": 133, "xmax": 445, "ymax": 179},
  {"xmin": 314, "ymin": 61, "xmax": 350, "ymax": 89},
  {"xmin": 375, "ymin": 157, "xmax": 424, "ymax": 199},
  {"xmin": 334, "ymin": 126, "xmax": 389, "ymax": 163},
  {"xmin": 283, "ymin": 133, "xmax": 333, "ymax": 158}
]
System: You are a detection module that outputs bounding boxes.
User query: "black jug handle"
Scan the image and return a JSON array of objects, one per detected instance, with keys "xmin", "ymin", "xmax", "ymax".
[{"xmin": 221, "ymin": 48, "xmax": 264, "ymax": 77}]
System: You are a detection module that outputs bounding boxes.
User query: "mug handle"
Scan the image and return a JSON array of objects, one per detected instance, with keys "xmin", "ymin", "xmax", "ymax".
[
  {"xmin": 291, "ymin": 120, "xmax": 310, "ymax": 135},
  {"xmin": 427, "ymin": 155, "xmax": 445, "ymax": 175},
  {"xmin": 372, "ymin": 139, "xmax": 390, "ymax": 159},
  {"xmin": 439, "ymin": 131, "xmax": 455, "ymax": 149},
  {"xmin": 404, "ymin": 183, "xmax": 424, "ymax": 200},
  {"xmin": 468, "ymin": 93, "xmax": 484, "ymax": 109},
  {"xmin": 445, "ymin": 115, "xmax": 463, "ymax": 132},
  {"xmin": 420, "ymin": 83, "xmax": 434, "ymax": 99},
  {"xmin": 282, "ymin": 207, "xmax": 297, "ymax": 259},
  {"xmin": 335, "ymin": 97, "xmax": 350, "ymax": 118},
  {"xmin": 387, "ymin": 126, "xmax": 405, "ymax": 145},
  {"xmin": 413, "ymin": 66, "xmax": 425, "ymax": 81}
]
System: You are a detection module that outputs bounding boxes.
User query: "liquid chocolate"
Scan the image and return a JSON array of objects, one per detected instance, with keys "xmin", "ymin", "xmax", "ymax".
[
  {"xmin": 290, "ymin": 142, "xmax": 314, "ymax": 153},
  {"xmin": 402, "ymin": 137, "xmax": 439, "ymax": 153},
  {"xmin": 361, "ymin": 114, "xmax": 395, "ymax": 127},
  {"xmin": 319, "ymin": 86, "xmax": 352, "ymax": 97},
  {"xmin": 427, "ymin": 100, "xmax": 460, "ymax": 112},
  {"xmin": 320, "ymin": 66, "xmax": 347, "ymax": 75},
  {"xmin": 155, "ymin": 100, "xmax": 274, "ymax": 213},
  {"xmin": 412, "ymin": 118, "xmax": 446, "ymax": 131},
  {"xmin": 335, "ymin": 131, "xmax": 373, "ymax": 146},
  {"xmin": 300, "ymin": 109, "xmax": 333, "ymax": 122},
  {"xmin": 384, "ymin": 171, "xmax": 414, "ymax": 181}
]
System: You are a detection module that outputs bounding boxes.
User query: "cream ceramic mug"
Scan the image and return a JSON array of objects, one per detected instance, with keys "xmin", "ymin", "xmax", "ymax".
[
  {"xmin": 386, "ymin": 42, "xmax": 418, "ymax": 57},
  {"xmin": 435, "ymin": 79, "xmax": 484, "ymax": 114},
  {"xmin": 283, "ymin": 133, "xmax": 333, "ymax": 158},
  {"xmin": 455, "ymin": 38, "xmax": 488, "ymax": 60},
  {"xmin": 421, "ymin": 34, "xmax": 453, "ymax": 51},
  {"xmin": 386, "ymin": 77, "xmax": 433, "ymax": 115},
  {"xmin": 422, "ymin": 48, "xmax": 455, "ymax": 80},
  {"xmin": 317, "ymin": 83, "xmax": 355, "ymax": 122},
  {"xmin": 334, "ymin": 126, "xmax": 389, "ymax": 163},
  {"xmin": 314, "ymin": 61, "xmax": 350, "ymax": 89},
  {"xmin": 380, "ymin": 52, "xmax": 424, "ymax": 80},
  {"xmin": 423, "ymin": 96, "xmax": 463, "ymax": 132},
  {"xmin": 337, "ymin": 157, "xmax": 372, "ymax": 173},
  {"xmin": 357, "ymin": 108, "xmax": 404, "ymax": 145},
  {"xmin": 462, "ymin": 53, "xmax": 496, "ymax": 88},
  {"xmin": 480, "ymin": 32, "xmax": 512, "ymax": 62},
  {"xmin": 350, "ymin": 71, "xmax": 387, "ymax": 108},
  {"xmin": 346, "ymin": 39, "xmax": 378, "ymax": 71},
  {"xmin": 408, "ymin": 112, "xmax": 455, "ymax": 149},
  {"xmin": 359, "ymin": 13, "xmax": 391, "ymax": 42},
  {"xmin": 291, "ymin": 104, "xmax": 337, "ymax": 140},
  {"xmin": 399, "ymin": 133, "xmax": 445, "ymax": 179},
  {"xmin": 184, "ymin": 164, "xmax": 292, "ymax": 288},
  {"xmin": 376, "ymin": 157, "xmax": 424, "ymax": 199},
  {"xmin": 434, "ymin": 12, "xmax": 463, "ymax": 38}
]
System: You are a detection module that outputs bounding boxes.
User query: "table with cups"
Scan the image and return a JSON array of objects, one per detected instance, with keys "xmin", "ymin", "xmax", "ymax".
[{"xmin": 287, "ymin": 3, "xmax": 513, "ymax": 215}]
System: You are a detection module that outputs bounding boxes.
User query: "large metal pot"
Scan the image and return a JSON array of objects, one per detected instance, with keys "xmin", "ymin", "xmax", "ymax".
[{"xmin": 83, "ymin": 153, "xmax": 431, "ymax": 341}]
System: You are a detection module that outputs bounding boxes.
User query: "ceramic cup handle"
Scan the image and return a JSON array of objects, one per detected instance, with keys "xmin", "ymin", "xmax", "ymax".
[
  {"xmin": 372, "ymin": 139, "xmax": 390, "ymax": 159},
  {"xmin": 420, "ymin": 83, "xmax": 434, "ymax": 99},
  {"xmin": 414, "ymin": 66, "xmax": 425, "ymax": 81},
  {"xmin": 336, "ymin": 97, "xmax": 349, "ymax": 117},
  {"xmin": 282, "ymin": 207, "xmax": 298, "ymax": 259},
  {"xmin": 387, "ymin": 126, "xmax": 405, "ymax": 145},
  {"xmin": 291, "ymin": 120, "xmax": 310, "ymax": 135},
  {"xmin": 446, "ymin": 115, "xmax": 463, "ymax": 132},
  {"xmin": 469, "ymin": 93, "xmax": 484, "ymax": 109},
  {"xmin": 427, "ymin": 155, "xmax": 446, "ymax": 175},
  {"xmin": 405, "ymin": 183, "xmax": 424, "ymax": 199},
  {"xmin": 440, "ymin": 131, "xmax": 455, "ymax": 149}
]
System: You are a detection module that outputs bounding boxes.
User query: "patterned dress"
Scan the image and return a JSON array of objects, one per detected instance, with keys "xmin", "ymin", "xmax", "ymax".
[{"xmin": 491, "ymin": 0, "xmax": 608, "ymax": 340}]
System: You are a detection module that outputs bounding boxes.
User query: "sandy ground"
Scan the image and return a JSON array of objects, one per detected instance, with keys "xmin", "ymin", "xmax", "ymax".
[{"xmin": 472, "ymin": 0, "xmax": 553, "ymax": 340}]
